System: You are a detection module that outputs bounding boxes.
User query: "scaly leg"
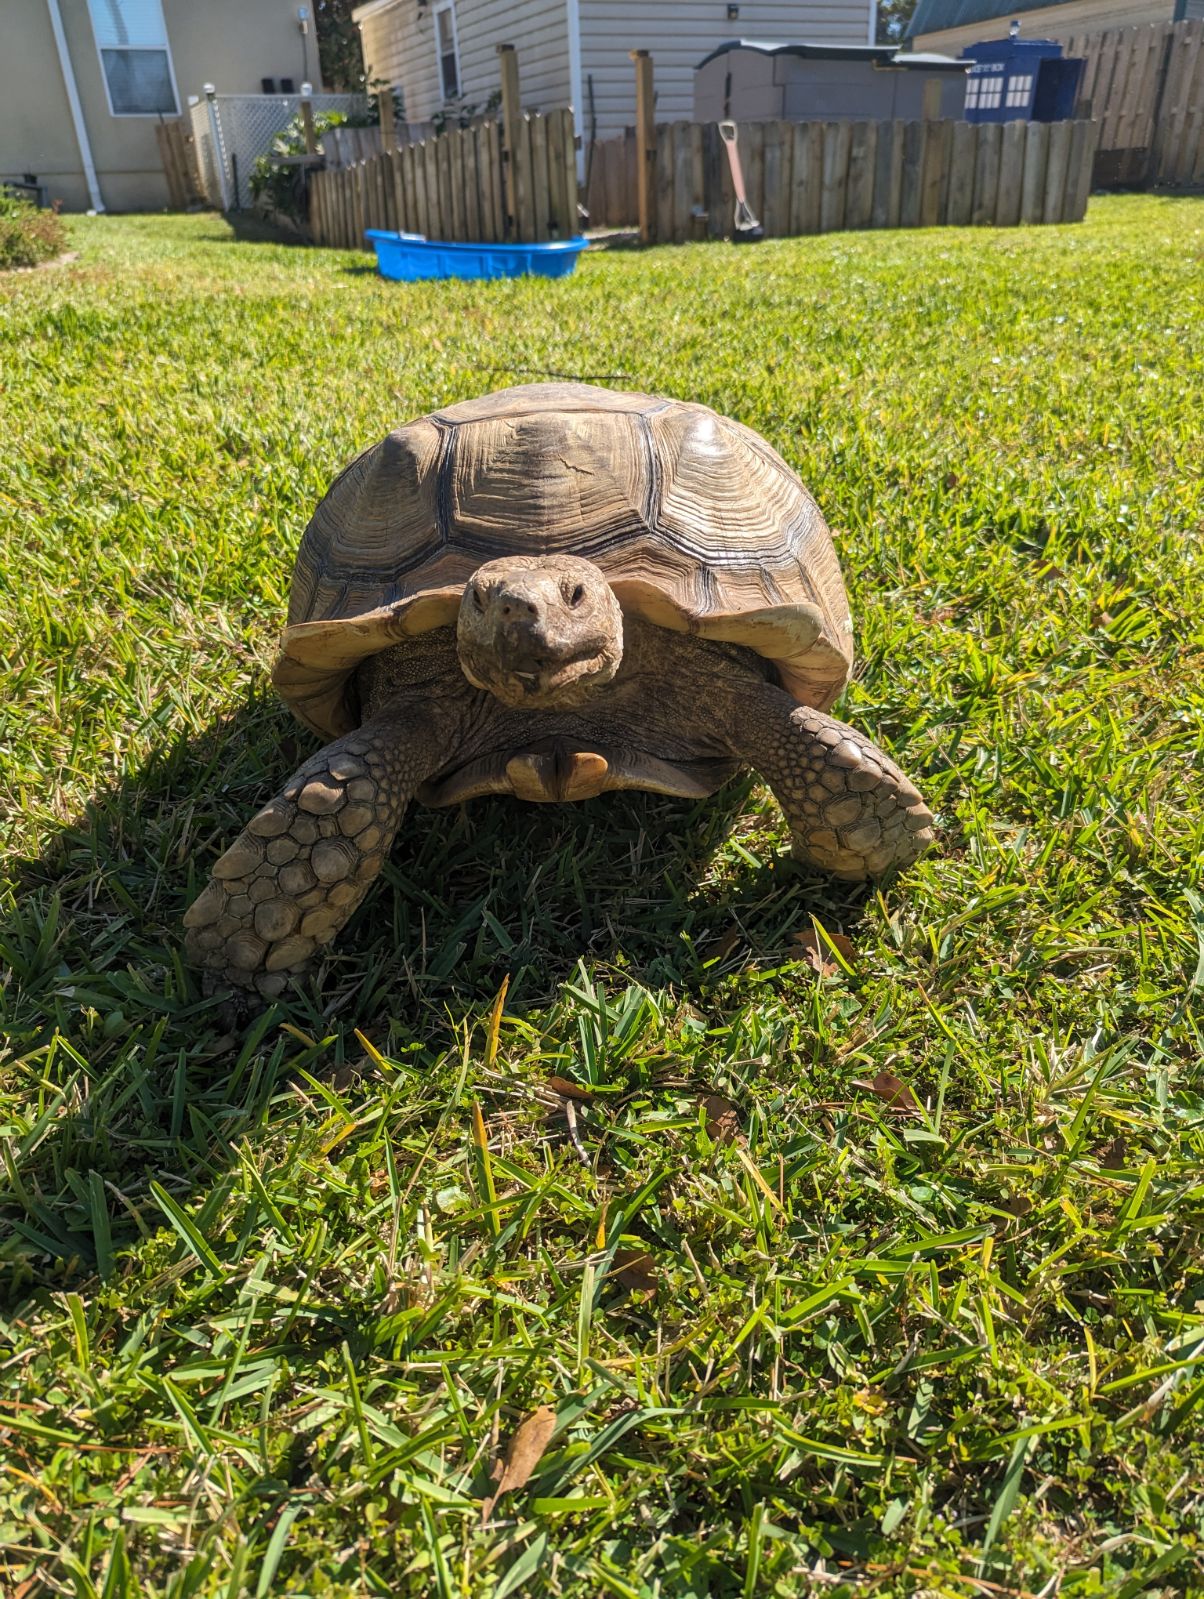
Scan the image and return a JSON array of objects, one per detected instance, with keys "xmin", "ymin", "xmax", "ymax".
[
  {"xmin": 728, "ymin": 685, "xmax": 934, "ymax": 879},
  {"xmin": 184, "ymin": 710, "xmax": 452, "ymax": 996}
]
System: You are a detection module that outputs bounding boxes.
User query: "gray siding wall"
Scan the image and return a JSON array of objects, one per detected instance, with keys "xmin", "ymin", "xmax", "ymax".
[{"xmin": 578, "ymin": 0, "xmax": 874, "ymax": 136}]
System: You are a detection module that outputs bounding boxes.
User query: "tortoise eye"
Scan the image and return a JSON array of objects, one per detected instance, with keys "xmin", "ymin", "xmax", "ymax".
[
  {"xmin": 471, "ymin": 586, "xmax": 485, "ymax": 612},
  {"xmin": 569, "ymin": 583, "xmax": 585, "ymax": 608}
]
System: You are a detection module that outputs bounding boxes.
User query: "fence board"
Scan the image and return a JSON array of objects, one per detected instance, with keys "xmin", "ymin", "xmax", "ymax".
[
  {"xmin": 945, "ymin": 118, "xmax": 976, "ymax": 225},
  {"xmin": 761, "ymin": 119, "xmax": 790, "ymax": 236},
  {"xmin": 530, "ymin": 113, "xmax": 551, "ymax": 241},
  {"xmin": 870, "ymin": 119, "xmax": 902, "ymax": 229},
  {"xmin": 1064, "ymin": 118, "xmax": 1098, "ymax": 220},
  {"xmin": 1043, "ymin": 120, "xmax": 1073, "ymax": 222},
  {"xmin": 1020, "ymin": 121, "xmax": 1050, "ymax": 224},
  {"xmin": 994, "ymin": 120, "xmax": 1026, "ymax": 226},
  {"xmin": 672, "ymin": 122, "xmax": 693, "ymax": 242},
  {"xmin": 971, "ymin": 122, "xmax": 1002, "ymax": 226},
  {"xmin": 845, "ymin": 120, "xmax": 876, "ymax": 230},
  {"xmin": 820, "ymin": 121, "xmax": 851, "ymax": 232},
  {"xmin": 919, "ymin": 118, "xmax": 949, "ymax": 227},
  {"xmin": 899, "ymin": 120, "xmax": 925, "ymax": 228},
  {"xmin": 791, "ymin": 120, "xmax": 822, "ymax": 233}
]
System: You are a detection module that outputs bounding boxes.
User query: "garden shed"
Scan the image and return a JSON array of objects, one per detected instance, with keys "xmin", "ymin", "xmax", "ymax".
[{"xmin": 693, "ymin": 39, "xmax": 969, "ymax": 123}]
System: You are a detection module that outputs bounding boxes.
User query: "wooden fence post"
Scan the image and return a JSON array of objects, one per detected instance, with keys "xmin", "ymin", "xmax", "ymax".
[
  {"xmin": 378, "ymin": 86, "xmax": 396, "ymax": 150},
  {"xmin": 300, "ymin": 94, "xmax": 318, "ymax": 156},
  {"xmin": 631, "ymin": 49, "xmax": 655, "ymax": 244},
  {"xmin": 498, "ymin": 44, "xmax": 523, "ymax": 239}
]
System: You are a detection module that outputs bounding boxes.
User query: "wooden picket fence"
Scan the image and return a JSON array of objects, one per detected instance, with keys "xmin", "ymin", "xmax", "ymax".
[
  {"xmin": 309, "ymin": 107, "xmax": 578, "ymax": 247},
  {"xmin": 1057, "ymin": 17, "xmax": 1204, "ymax": 187},
  {"xmin": 590, "ymin": 117, "xmax": 1098, "ymax": 241}
]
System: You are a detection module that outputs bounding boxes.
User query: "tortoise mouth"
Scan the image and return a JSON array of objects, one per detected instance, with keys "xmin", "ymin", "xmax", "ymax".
[{"xmin": 461, "ymin": 644, "xmax": 620, "ymax": 709}]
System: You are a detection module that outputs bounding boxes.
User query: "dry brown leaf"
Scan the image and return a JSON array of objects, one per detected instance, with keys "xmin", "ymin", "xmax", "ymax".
[
  {"xmin": 547, "ymin": 1074, "xmax": 594, "ymax": 1101},
  {"xmin": 793, "ymin": 927, "xmax": 856, "ymax": 976},
  {"xmin": 481, "ymin": 1405, "xmax": 557, "ymax": 1523},
  {"xmin": 612, "ymin": 1248, "xmax": 658, "ymax": 1293},
  {"xmin": 1099, "ymin": 1135, "xmax": 1127, "ymax": 1170},
  {"xmin": 942, "ymin": 471, "xmax": 960, "ymax": 491},
  {"xmin": 699, "ymin": 1093, "xmax": 741, "ymax": 1145},
  {"xmin": 857, "ymin": 1070, "xmax": 920, "ymax": 1116},
  {"xmin": 712, "ymin": 925, "xmax": 743, "ymax": 962}
]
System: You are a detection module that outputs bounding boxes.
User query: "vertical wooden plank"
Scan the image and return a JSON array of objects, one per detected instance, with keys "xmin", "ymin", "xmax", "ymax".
[
  {"xmin": 790, "ymin": 121, "xmax": 821, "ymax": 234},
  {"xmin": 994, "ymin": 119, "xmax": 1026, "ymax": 227},
  {"xmin": 424, "ymin": 138, "xmax": 441, "ymax": 239},
  {"xmin": 530, "ymin": 113, "xmax": 551, "ymax": 241},
  {"xmin": 632, "ymin": 49, "xmax": 655, "ymax": 243},
  {"xmin": 498, "ymin": 43, "xmax": 523, "ymax": 240},
  {"xmin": 817, "ymin": 121, "xmax": 848, "ymax": 232},
  {"xmin": 1042, "ymin": 119, "xmax": 1073, "ymax": 223},
  {"xmin": 689, "ymin": 120, "xmax": 705, "ymax": 239},
  {"xmin": 971, "ymin": 122, "xmax": 1002, "ymax": 226},
  {"xmin": 671, "ymin": 121, "xmax": 692, "ymax": 243},
  {"xmin": 845, "ymin": 119, "xmax": 876, "ymax": 231},
  {"xmin": 548, "ymin": 110, "xmax": 566, "ymax": 236},
  {"xmin": 655, "ymin": 123, "xmax": 674, "ymax": 242},
  {"xmin": 1172, "ymin": 24, "xmax": 1204, "ymax": 184},
  {"xmin": 921, "ymin": 78, "xmax": 942, "ymax": 121},
  {"xmin": 308, "ymin": 169, "xmax": 322, "ymax": 243},
  {"xmin": 353, "ymin": 162, "xmax": 366, "ymax": 246},
  {"xmin": 519, "ymin": 115, "xmax": 539, "ymax": 242},
  {"xmin": 566, "ymin": 111, "xmax": 583, "ymax": 235},
  {"xmin": 704, "ymin": 121, "xmax": 726, "ymax": 238},
  {"xmin": 374, "ymin": 152, "xmax": 389, "ymax": 231},
  {"xmin": 489, "ymin": 119, "xmax": 507, "ymax": 239},
  {"xmin": 943, "ymin": 120, "xmax": 974, "ymax": 225},
  {"xmin": 870, "ymin": 119, "xmax": 897, "ymax": 228},
  {"xmin": 1020, "ymin": 120, "xmax": 1049, "ymax": 224},
  {"xmin": 461, "ymin": 128, "xmax": 480, "ymax": 240},
  {"xmin": 760, "ymin": 120, "xmax": 785, "ymax": 237},
  {"xmin": 389, "ymin": 147, "xmax": 406, "ymax": 233},
  {"xmin": 919, "ymin": 117, "xmax": 948, "ymax": 227},
  {"xmin": 1063, "ymin": 118, "xmax": 1096, "ymax": 221},
  {"xmin": 899, "ymin": 120, "xmax": 925, "ymax": 229}
]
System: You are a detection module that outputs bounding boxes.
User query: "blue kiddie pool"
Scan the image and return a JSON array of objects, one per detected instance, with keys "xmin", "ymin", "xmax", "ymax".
[{"xmin": 365, "ymin": 229, "xmax": 589, "ymax": 282}]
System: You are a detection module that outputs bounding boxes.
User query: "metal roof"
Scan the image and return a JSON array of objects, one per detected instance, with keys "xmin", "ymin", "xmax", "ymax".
[
  {"xmin": 696, "ymin": 38, "xmax": 967, "ymax": 70},
  {"xmin": 904, "ymin": 0, "xmax": 1073, "ymax": 39}
]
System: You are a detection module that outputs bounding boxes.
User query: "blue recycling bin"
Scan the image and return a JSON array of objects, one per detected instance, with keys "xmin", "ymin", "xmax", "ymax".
[{"xmin": 961, "ymin": 37, "xmax": 1084, "ymax": 124}]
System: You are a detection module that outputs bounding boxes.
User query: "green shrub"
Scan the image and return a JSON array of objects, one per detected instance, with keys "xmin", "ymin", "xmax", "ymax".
[{"xmin": 0, "ymin": 186, "xmax": 67, "ymax": 269}]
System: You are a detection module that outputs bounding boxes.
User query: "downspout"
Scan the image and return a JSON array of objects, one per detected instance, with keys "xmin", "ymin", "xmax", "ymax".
[
  {"xmin": 46, "ymin": 0, "xmax": 105, "ymax": 211},
  {"xmin": 867, "ymin": 0, "xmax": 878, "ymax": 45},
  {"xmin": 565, "ymin": 0, "xmax": 585, "ymax": 179}
]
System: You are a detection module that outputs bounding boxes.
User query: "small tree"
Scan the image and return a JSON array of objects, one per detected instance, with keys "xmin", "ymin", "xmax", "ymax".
[{"xmin": 316, "ymin": 0, "xmax": 366, "ymax": 91}]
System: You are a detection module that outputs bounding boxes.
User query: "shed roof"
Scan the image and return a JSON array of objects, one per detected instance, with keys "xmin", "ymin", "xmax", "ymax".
[
  {"xmin": 904, "ymin": 0, "xmax": 1072, "ymax": 39},
  {"xmin": 696, "ymin": 38, "xmax": 967, "ymax": 70}
]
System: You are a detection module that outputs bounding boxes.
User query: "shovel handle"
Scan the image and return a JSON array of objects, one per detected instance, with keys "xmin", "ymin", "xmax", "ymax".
[{"xmin": 717, "ymin": 120, "xmax": 749, "ymax": 206}]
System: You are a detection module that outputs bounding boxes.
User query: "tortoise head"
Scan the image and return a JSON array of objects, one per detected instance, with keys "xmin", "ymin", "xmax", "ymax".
[{"xmin": 456, "ymin": 554, "xmax": 624, "ymax": 710}]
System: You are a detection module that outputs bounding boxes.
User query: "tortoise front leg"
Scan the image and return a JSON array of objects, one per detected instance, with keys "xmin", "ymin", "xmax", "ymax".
[
  {"xmin": 726, "ymin": 685, "xmax": 935, "ymax": 880},
  {"xmin": 184, "ymin": 711, "xmax": 449, "ymax": 997}
]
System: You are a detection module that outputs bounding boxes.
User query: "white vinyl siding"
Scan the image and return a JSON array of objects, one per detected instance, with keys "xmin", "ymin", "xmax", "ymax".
[
  {"xmin": 357, "ymin": 0, "xmax": 571, "ymax": 122},
  {"xmin": 578, "ymin": 0, "xmax": 872, "ymax": 136}
]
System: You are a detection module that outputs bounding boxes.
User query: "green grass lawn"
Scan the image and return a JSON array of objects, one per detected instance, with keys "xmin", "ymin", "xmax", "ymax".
[{"xmin": 2, "ymin": 197, "xmax": 1203, "ymax": 1597}]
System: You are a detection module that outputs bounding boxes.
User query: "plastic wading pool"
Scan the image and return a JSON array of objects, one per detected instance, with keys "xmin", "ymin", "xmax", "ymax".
[{"xmin": 365, "ymin": 230, "xmax": 590, "ymax": 282}]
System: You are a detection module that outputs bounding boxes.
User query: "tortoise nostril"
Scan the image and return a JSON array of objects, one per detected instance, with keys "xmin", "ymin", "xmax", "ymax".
[{"xmin": 526, "ymin": 602, "xmax": 538, "ymax": 617}]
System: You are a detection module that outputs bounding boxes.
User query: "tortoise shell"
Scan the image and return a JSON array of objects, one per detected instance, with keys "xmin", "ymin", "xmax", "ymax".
[{"xmin": 274, "ymin": 383, "xmax": 854, "ymax": 738}]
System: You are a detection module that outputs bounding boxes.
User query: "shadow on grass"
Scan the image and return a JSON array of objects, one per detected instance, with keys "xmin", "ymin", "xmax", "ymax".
[{"xmin": 0, "ymin": 683, "xmax": 873, "ymax": 1301}]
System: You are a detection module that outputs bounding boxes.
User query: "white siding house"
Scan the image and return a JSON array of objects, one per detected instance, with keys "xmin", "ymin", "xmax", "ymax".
[{"xmin": 354, "ymin": 0, "xmax": 875, "ymax": 137}]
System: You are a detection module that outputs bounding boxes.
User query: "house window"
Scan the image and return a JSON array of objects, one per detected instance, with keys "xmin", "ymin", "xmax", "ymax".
[
  {"xmin": 434, "ymin": 0, "xmax": 460, "ymax": 101},
  {"xmin": 87, "ymin": 0, "xmax": 179, "ymax": 116}
]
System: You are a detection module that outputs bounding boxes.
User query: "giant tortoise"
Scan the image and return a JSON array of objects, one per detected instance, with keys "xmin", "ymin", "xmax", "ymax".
[{"xmin": 185, "ymin": 383, "xmax": 933, "ymax": 994}]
